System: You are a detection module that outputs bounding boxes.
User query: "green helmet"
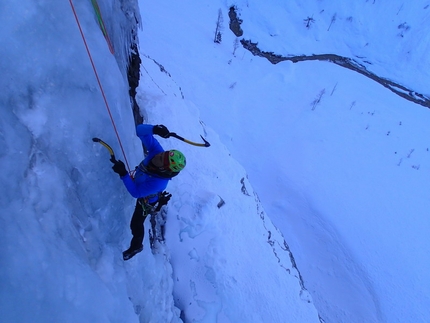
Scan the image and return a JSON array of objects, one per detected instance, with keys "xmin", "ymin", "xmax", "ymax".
[{"xmin": 164, "ymin": 150, "xmax": 186, "ymax": 172}]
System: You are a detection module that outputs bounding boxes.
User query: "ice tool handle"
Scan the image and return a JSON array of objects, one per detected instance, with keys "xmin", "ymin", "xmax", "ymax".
[
  {"xmin": 169, "ymin": 132, "xmax": 210, "ymax": 147},
  {"xmin": 92, "ymin": 137, "xmax": 117, "ymax": 163}
]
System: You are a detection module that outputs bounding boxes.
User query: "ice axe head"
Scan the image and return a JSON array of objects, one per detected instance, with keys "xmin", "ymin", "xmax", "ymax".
[{"xmin": 92, "ymin": 137, "xmax": 117, "ymax": 163}]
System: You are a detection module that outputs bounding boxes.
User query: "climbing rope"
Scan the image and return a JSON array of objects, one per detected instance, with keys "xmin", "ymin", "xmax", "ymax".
[
  {"xmin": 90, "ymin": 0, "xmax": 115, "ymax": 54},
  {"xmin": 68, "ymin": 0, "xmax": 131, "ymax": 171}
]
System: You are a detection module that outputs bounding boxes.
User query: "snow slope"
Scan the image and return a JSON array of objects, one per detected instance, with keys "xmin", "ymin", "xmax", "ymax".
[{"xmin": 138, "ymin": 0, "xmax": 430, "ymax": 322}]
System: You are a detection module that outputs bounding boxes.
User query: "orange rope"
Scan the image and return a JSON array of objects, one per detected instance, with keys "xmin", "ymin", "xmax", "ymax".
[{"xmin": 69, "ymin": 0, "xmax": 131, "ymax": 171}]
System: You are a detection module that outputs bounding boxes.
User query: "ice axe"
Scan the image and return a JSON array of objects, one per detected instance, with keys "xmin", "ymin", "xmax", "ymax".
[
  {"xmin": 168, "ymin": 132, "xmax": 210, "ymax": 147},
  {"xmin": 92, "ymin": 137, "xmax": 117, "ymax": 163}
]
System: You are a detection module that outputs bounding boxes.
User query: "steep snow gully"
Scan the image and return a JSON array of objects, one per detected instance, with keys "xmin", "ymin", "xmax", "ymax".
[
  {"xmin": 107, "ymin": 3, "xmax": 425, "ymax": 322},
  {"xmin": 117, "ymin": 3, "xmax": 324, "ymax": 322},
  {"xmin": 123, "ymin": 3, "xmax": 321, "ymax": 317}
]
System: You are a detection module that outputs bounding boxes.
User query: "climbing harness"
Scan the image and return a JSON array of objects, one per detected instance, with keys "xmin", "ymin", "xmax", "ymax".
[
  {"xmin": 138, "ymin": 197, "xmax": 157, "ymax": 218},
  {"xmin": 138, "ymin": 191, "xmax": 171, "ymax": 217}
]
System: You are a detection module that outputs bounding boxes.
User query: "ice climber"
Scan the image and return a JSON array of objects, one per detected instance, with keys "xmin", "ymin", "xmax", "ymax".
[{"xmin": 111, "ymin": 124, "xmax": 186, "ymax": 260}]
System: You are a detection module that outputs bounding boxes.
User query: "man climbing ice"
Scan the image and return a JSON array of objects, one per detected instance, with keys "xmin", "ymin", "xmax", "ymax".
[{"xmin": 111, "ymin": 124, "xmax": 186, "ymax": 260}]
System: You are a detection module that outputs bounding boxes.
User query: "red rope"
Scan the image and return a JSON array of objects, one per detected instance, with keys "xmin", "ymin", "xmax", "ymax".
[{"xmin": 69, "ymin": 0, "xmax": 131, "ymax": 171}]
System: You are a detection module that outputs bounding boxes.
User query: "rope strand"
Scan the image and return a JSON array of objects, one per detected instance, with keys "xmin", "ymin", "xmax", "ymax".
[
  {"xmin": 90, "ymin": 0, "xmax": 115, "ymax": 54},
  {"xmin": 69, "ymin": 0, "xmax": 131, "ymax": 171}
]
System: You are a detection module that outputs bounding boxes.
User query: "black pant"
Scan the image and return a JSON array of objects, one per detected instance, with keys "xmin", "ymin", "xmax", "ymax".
[{"xmin": 129, "ymin": 199, "xmax": 154, "ymax": 250}]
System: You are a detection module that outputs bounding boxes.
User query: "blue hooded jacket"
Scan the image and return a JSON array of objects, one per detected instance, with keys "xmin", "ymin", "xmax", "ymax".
[{"xmin": 120, "ymin": 124, "xmax": 170, "ymax": 203}]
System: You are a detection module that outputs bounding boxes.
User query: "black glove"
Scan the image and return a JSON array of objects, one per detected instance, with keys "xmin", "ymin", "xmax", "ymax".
[
  {"xmin": 155, "ymin": 191, "xmax": 172, "ymax": 211},
  {"xmin": 153, "ymin": 125, "xmax": 170, "ymax": 138},
  {"xmin": 112, "ymin": 160, "xmax": 128, "ymax": 177}
]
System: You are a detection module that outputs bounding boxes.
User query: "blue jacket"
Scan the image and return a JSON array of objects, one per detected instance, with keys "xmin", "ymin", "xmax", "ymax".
[{"xmin": 120, "ymin": 124, "xmax": 169, "ymax": 203}]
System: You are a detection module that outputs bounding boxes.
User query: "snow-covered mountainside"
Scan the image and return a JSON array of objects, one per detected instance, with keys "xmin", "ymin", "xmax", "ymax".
[
  {"xmin": 0, "ymin": 0, "xmax": 322, "ymax": 322},
  {"xmin": 138, "ymin": 1, "xmax": 430, "ymax": 322},
  {"xmin": 2, "ymin": 0, "xmax": 429, "ymax": 322}
]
